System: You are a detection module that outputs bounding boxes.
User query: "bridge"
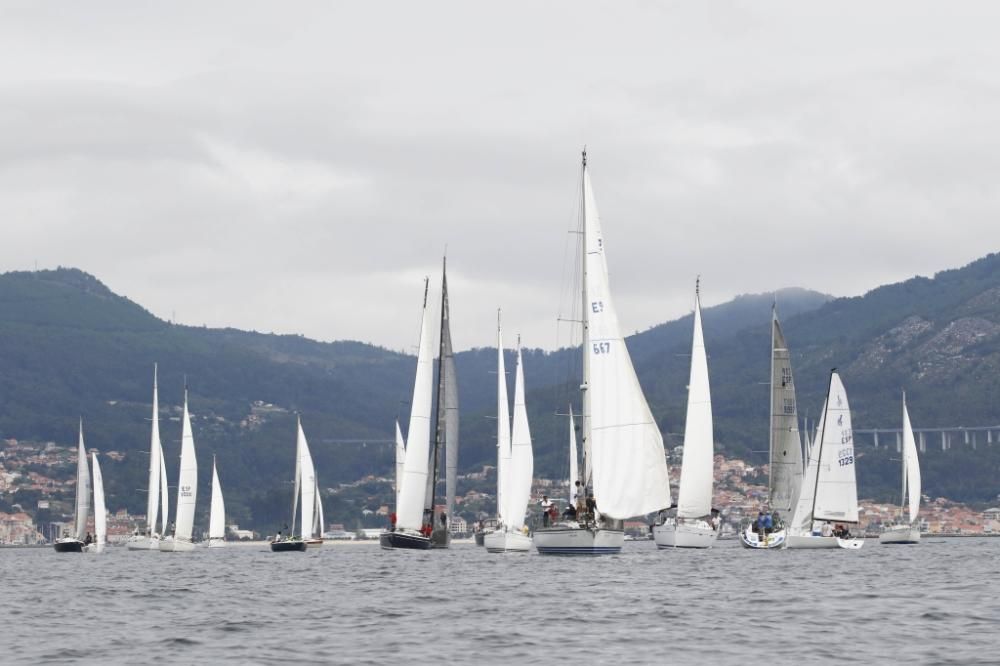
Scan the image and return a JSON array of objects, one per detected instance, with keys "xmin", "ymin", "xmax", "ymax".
[{"xmin": 852, "ymin": 426, "xmax": 1000, "ymax": 453}]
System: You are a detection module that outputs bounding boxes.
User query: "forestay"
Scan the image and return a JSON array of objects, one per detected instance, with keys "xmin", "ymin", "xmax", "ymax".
[{"xmin": 582, "ymin": 164, "xmax": 671, "ymax": 519}]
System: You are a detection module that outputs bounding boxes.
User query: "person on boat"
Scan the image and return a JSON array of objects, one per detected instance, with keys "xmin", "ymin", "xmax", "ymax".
[
  {"xmin": 420, "ymin": 523, "xmax": 433, "ymax": 537},
  {"xmin": 770, "ymin": 510, "xmax": 781, "ymax": 530},
  {"xmin": 276, "ymin": 531, "xmax": 282, "ymax": 542},
  {"xmin": 573, "ymin": 481, "xmax": 586, "ymax": 507},
  {"xmin": 562, "ymin": 503, "xmax": 577, "ymax": 521},
  {"xmin": 754, "ymin": 512, "xmax": 765, "ymax": 534},
  {"xmin": 548, "ymin": 504, "xmax": 559, "ymax": 526},
  {"xmin": 762, "ymin": 512, "xmax": 773, "ymax": 535},
  {"xmin": 821, "ymin": 522, "xmax": 833, "ymax": 538},
  {"xmin": 585, "ymin": 494, "xmax": 597, "ymax": 523},
  {"xmin": 540, "ymin": 495, "xmax": 553, "ymax": 527},
  {"xmin": 389, "ymin": 512, "xmax": 397, "ymax": 531},
  {"xmin": 84, "ymin": 532, "xmax": 93, "ymax": 546}
]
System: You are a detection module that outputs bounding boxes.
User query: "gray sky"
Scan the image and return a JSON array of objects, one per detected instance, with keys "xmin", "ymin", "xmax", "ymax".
[{"xmin": 2, "ymin": 2, "xmax": 999, "ymax": 351}]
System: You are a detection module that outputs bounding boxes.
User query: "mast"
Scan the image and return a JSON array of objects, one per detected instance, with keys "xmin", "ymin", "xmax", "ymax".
[
  {"xmin": 767, "ymin": 306, "xmax": 776, "ymax": 506},
  {"xmin": 900, "ymin": 391, "xmax": 907, "ymax": 521},
  {"xmin": 428, "ymin": 256, "xmax": 449, "ymax": 530},
  {"xmin": 809, "ymin": 369, "xmax": 837, "ymax": 529},
  {"xmin": 580, "ymin": 149, "xmax": 592, "ymax": 488}
]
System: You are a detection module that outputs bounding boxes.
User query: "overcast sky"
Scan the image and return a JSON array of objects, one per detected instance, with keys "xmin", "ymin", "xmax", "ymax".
[{"xmin": 2, "ymin": 2, "xmax": 999, "ymax": 352}]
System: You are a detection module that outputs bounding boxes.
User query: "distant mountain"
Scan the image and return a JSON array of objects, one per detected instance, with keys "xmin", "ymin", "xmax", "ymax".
[{"xmin": 2, "ymin": 254, "xmax": 1000, "ymax": 530}]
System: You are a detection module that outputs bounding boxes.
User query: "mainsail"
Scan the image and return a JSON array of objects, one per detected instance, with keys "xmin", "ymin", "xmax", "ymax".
[
  {"xmin": 74, "ymin": 420, "xmax": 91, "ymax": 541},
  {"xmin": 769, "ymin": 308, "xmax": 803, "ymax": 515},
  {"xmin": 811, "ymin": 372, "xmax": 859, "ymax": 524},
  {"xmin": 158, "ymin": 443, "xmax": 169, "ymax": 535},
  {"xmin": 91, "ymin": 452, "xmax": 106, "ymax": 549},
  {"xmin": 209, "ymin": 456, "xmax": 225, "ymax": 542},
  {"xmin": 675, "ymin": 286, "xmax": 714, "ymax": 519},
  {"xmin": 902, "ymin": 396, "xmax": 921, "ymax": 524},
  {"xmin": 396, "ymin": 279, "xmax": 434, "ymax": 532},
  {"xmin": 394, "ymin": 419, "xmax": 405, "ymax": 508},
  {"xmin": 146, "ymin": 364, "xmax": 162, "ymax": 534},
  {"xmin": 297, "ymin": 419, "xmax": 317, "ymax": 539},
  {"xmin": 581, "ymin": 155, "xmax": 671, "ymax": 519},
  {"xmin": 173, "ymin": 390, "xmax": 198, "ymax": 542},
  {"xmin": 503, "ymin": 344, "xmax": 534, "ymax": 531},
  {"xmin": 438, "ymin": 262, "xmax": 460, "ymax": 526}
]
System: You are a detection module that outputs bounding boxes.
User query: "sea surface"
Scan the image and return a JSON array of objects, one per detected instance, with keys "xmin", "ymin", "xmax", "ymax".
[{"xmin": 3, "ymin": 537, "xmax": 999, "ymax": 665}]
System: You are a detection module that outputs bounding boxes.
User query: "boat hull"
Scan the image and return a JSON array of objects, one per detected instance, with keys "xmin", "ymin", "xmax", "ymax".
[
  {"xmin": 483, "ymin": 530, "xmax": 532, "ymax": 553},
  {"xmin": 879, "ymin": 525, "xmax": 921, "ymax": 544},
  {"xmin": 53, "ymin": 539, "xmax": 84, "ymax": 553},
  {"xmin": 379, "ymin": 530, "xmax": 432, "ymax": 550},
  {"xmin": 534, "ymin": 525, "xmax": 623, "ymax": 556},
  {"xmin": 653, "ymin": 520, "xmax": 719, "ymax": 549},
  {"xmin": 158, "ymin": 538, "xmax": 195, "ymax": 553},
  {"xmin": 207, "ymin": 538, "xmax": 226, "ymax": 548},
  {"xmin": 126, "ymin": 536, "xmax": 160, "ymax": 551},
  {"xmin": 786, "ymin": 534, "xmax": 865, "ymax": 550},
  {"xmin": 474, "ymin": 531, "xmax": 486, "ymax": 546},
  {"xmin": 270, "ymin": 540, "xmax": 307, "ymax": 552},
  {"xmin": 83, "ymin": 543, "xmax": 105, "ymax": 554},
  {"xmin": 739, "ymin": 525, "xmax": 786, "ymax": 549},
  {"xmin": 304, "ymin": 539, "xmax": 324, "ymax": 549}
]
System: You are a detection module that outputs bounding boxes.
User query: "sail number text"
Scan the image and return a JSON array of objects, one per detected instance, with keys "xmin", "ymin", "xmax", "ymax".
[
  {"xmin": 591, "ymin": 301, "xmax": 605, "ymax": 313},
  {"xmin": 180, "ymin": 485, "xmax": 193, "ymax": 497},
  {"xmin": 592, "ymin": 341, "xmax": 611, "ymax": 355},
  {"xmin": 836, "ymin": 447, "xmax": 854, "ymax": 467}
]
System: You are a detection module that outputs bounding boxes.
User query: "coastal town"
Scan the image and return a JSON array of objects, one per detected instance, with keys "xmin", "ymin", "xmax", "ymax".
[{"xmin": 2, "ymin": 436, "xmax": 998, "ymax": 545}]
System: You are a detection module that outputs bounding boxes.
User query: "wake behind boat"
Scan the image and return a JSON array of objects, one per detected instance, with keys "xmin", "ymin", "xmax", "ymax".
[{"xmin": 535, "ymin": 151, "xmax": 672, "ymax": 556}]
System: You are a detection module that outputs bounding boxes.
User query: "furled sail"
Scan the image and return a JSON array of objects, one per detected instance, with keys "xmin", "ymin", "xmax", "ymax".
[{"xmin": 568, "ymin": 406, "xmax": 578, "ymax": 507}]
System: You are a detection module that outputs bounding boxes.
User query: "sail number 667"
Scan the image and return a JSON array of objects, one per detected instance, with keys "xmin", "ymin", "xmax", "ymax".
[{"xmin": 593, "ymin": 342, "xmax": 611, "ymax": 354}]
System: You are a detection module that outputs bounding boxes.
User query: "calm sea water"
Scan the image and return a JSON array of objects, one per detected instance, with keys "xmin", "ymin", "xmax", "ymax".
[{"xmin": 3, "ymin": 537, "xmax": 999, "ymax": 665}]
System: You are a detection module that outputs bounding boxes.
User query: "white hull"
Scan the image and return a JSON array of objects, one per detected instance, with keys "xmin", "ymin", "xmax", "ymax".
[
  {"xmin": 305, "ymin": 539, "xmax": 324, "ymax": 549},
  {"xmin": 483, "ymin": 530, "xmax": 532, "ymax": 553},
  {"xmin": 158, "ymin": 538, "xmax": 195, "ymax": 553},
  {"xmin": 83, "ymin": 543, "xmax": 105, "ymax": 554},
  {"xmin": 126, "ymin": 536, "xmax": 160, "ymax": 551},
  {"xmin": 206, "ymin": 539, "xmax": 226, "ymax": 549},
  {"xmin": 880, "ymin": 525, "xmax": 921, "ymax": 544},
  {"xmin": 653, "ymin": 520, "xmax": 719, "ymax": 549},
  {"xmin": 739, "ymin": 525, "xmax": 786, "ymax": 549},
  {"xmin": 786, "ymin": 534, "xmax": 864, "ymax": 550},
  {"xmin": 534, "ymin": 524, "xmax": 623, "ymax": 555}
]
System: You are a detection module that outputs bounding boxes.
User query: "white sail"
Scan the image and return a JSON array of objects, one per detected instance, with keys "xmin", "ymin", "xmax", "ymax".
[
  {"xmin": 74, "ymin": 420, "xmax": 91, "ymax": 541},
  {"xmin": 396, "ymin": 280, "xmax": 435, "ymax": 532},
  {"xmin": 676, "ymin": 288, "xmax": 714, "ymax": 519},
  {"xmin": 495, "ymin": 312, "xmax": 512, "ymax": 522},
  {"xmin": 439, "ymin": 265, "xmax": 460, "ymax": 525},
  {"xmin": 173, "ymin": 390, "xmax": 198, "ymax": 542},
  {"xmin": 503, "ymin": 345, "xmax": 534, "ymax": 531},
  {"xmin": 146, "ymin": 364, "xmax": 162, "ymax": 534},
  {"xmin": 158, "ymin": 442, "xmax": 169, "ymax": 535},
  {"xmin": 902, "ymin": 397, "xmax": 921, "ymax": 524},
  {"xmin": 791, "ymin": 401, "xmax": 825, "ymax": 533},
  {"xmin": 91, "ymin": 451, "xmax": 106, "ymax": 549},
  {"xmin": 812, "ymin": 372, "xmax": 859, "ymax": 523},
  {"xmin": 209, "ymin": 457, "xmax": 225, "ymax": 542},
  {"xmin": 568, "ymin": 407, "xmax": 578, "ymax": 507},
  {"xmin": 315, "ymin": 484, "xmax": 325, "ymax": 537},
  {"xmin": 582, "ymin": 161, "xmax": 671, "ymax": 519},
  {"xmin": 769, "ymin": 309, "xmax": 803, "ymax": 514},
  {"xmin": 394, "ymin": 419, "xmax": 405, "ymax": 508},
  {"xmin": 297, "ymin": 420, "xmax": 317, "ymax": 539}
]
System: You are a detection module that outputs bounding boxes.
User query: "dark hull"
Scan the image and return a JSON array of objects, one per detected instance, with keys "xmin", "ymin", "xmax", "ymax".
[
  {"xmin": 53, "ymin": 540, "xmax": 84, "ymax": 553},
  {"xmin": 474, "ymin": 532, "xmax": 485, "ymax": 546},
  {"xmin": 430, "ymin": 528, "xmax": 450, "ymax": 549},
  {"xmin": 270, "ymin": 540, "xmax": 307, "ymax": 552},
  {"xmin": 379, "ymin": 531, "xmax": 431, "ymax": 550}
]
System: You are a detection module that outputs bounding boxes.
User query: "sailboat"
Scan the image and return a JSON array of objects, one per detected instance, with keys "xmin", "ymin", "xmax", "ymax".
[
  {"xmin": 485, "ymin": 327, "xmax": 534, "ymax": 553},
  {"xmin": 54, "ymin": 421, "xmax": 91, "ymax": 553},
  {"xmin": 84, "ymin": 452, "xmax": 107, "ymax": 554},
  {"xmin": 128, "ymin": 364, "xmax": 170, "ymax": 550},
  {"xmin": 271, "ymin": 417, "xmax": 324, "ymax": 552},
  {"xmin": 382, "ymin": 260, "xmax": 459, "ymax": 551},
  {"xmin": 159, "ymin": 387, "xmax": 198, "ymax": 553},
  {"xmin": 880, "ymin": 393, "xmax": 922, "ymax": 544},
  {"xmin": 534, "ymin": 151, "xmax": 672, "ymax": 555},
  {"xmin": 740, "ymin": 306, "xmax": 802, "ymax": 549},
  {"xmin": 653, "ymin": 281, "xmax": 719, "ymax": 549},
  {"xmin": 786, "ymin": 370, "xmax": 864, "ymax": 549},
  {"xmin": 207, "ymin": 456, "xmax": 226, "ymax": 548}
]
